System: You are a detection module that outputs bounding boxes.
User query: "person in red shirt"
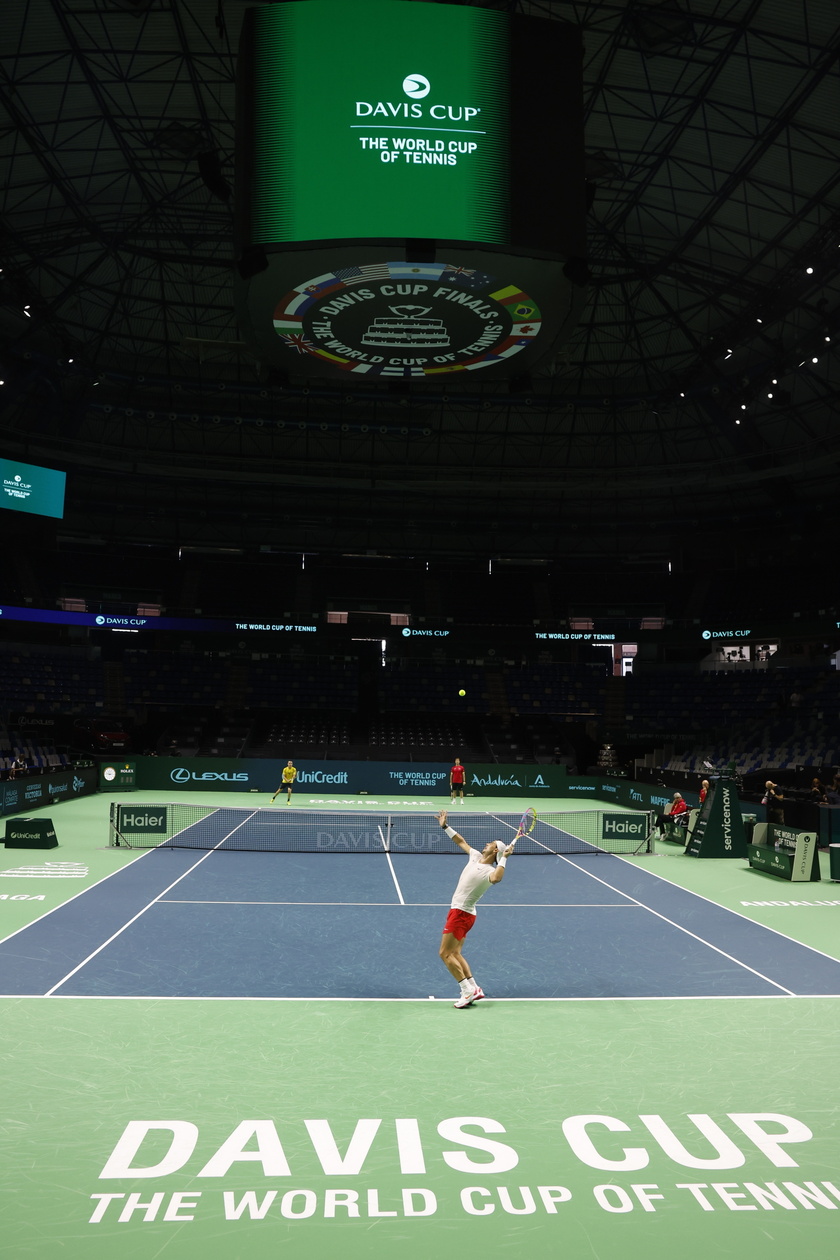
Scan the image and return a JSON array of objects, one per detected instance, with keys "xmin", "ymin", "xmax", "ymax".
[
  {"xmin": 699, "ymin": 779, "xmax": 710, "ymax": 804},
  {"xmin": 656, "ymin": 792, "xmax": 689, "ymax": 836},
  {"xmin": 449, "ymin": 757, "xmax": 466, "ymax": 805}
]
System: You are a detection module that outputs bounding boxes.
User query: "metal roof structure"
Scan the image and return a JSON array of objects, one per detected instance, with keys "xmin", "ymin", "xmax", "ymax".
[{"xmin": 1, "ymin": 0, "xmax": 839, "ymax": 581}]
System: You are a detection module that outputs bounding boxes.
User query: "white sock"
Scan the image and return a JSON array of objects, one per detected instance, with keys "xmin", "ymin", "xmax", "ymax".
[{"xmin": 459, "ymin": 978, "xmax": 473, "ymax": 996}]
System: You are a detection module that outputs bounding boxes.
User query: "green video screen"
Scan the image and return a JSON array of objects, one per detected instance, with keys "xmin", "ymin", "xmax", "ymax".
[
  {"xmin": 0, "ymin": 457, "xmax": 66, "ymax": 519},
  {"xmin": 241, "ymin": 0, "xmax": 513, "ymax": 245}
]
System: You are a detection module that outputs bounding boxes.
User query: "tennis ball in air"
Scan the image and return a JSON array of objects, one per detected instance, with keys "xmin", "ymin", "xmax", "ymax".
[{"xmin": 458, "ymin": 689, "xmax": 466, "ymax": 696}]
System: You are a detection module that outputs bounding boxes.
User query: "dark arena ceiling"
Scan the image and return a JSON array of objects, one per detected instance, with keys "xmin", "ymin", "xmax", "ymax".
[{"xmin": 1, "ymin": 0, "xmax": 839, "ymax": 585}]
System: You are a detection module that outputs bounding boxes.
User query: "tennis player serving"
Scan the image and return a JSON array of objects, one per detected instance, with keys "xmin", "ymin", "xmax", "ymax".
[{"xmin": 437, "ymin": 809, "xmax": 515, "ymax": 1008}]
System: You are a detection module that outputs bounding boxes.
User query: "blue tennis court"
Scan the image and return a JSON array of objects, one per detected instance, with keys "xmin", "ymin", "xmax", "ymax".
[{"xmin": 3, "ymin": 826, "xmax": 840, "ymax": 1001}]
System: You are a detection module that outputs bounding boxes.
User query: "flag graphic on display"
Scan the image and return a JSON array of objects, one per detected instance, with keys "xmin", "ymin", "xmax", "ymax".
[
  {"xmin": 281, "ymin": 333, "xmax": 315, "ymax": 354},
  {"xmin": 442, "ymin": 265, "xmax": 495, "ymax": 290}
]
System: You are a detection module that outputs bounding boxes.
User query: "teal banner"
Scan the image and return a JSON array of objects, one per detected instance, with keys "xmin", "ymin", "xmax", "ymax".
[
  {"xmin": 102, "ymin": 758, "xmax": 568, "ymax": 798},
  {"xmin": 2, "ymin": 766, "xmax": 98, "ymax": 818},
  {"xmin": 96, "ymin": 756, "xmax": 722, "ymax": 813},
  {"xmin": 100, "ymin": 759, "xmax": 716, "ymax": 819}
]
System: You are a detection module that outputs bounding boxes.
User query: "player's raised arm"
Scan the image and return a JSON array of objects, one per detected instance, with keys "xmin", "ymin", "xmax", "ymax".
[
  {"xmin": 438, "ymin": 809, "xmax": 470, "ymax": 854},
  {"xmin": 490, "ymin": 840, "xmax": 514, "ymax": 883}
]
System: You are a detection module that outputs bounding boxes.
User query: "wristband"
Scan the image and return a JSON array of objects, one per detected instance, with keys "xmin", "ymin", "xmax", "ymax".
[
  {"xmin": 444, "ymin": 825, "xmax": 457, "ymax": 839},
  {"xmin": 497, "ymin": 855, "xmax": 507, "ymax": 867}
]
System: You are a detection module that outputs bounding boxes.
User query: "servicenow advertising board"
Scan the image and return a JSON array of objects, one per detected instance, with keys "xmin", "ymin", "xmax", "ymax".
[{"xmin": 235, "ymin": 0, "xmax": 586, "ymax": 381}]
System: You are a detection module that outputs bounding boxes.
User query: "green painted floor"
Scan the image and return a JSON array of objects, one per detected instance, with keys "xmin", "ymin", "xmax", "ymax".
[{"xmin": 1, "ymin": 790, "xmax": 838, "ymax": 1259}]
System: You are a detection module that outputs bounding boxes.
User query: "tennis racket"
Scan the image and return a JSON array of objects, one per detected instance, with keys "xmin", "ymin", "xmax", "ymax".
[{"xmin": 511, "ymin": 806, "xmax": 537, "ymax": 849}]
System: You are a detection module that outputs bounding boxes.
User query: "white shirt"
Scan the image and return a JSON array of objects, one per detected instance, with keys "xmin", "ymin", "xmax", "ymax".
[{"xmin": 450, "ymin": 847, "xmax": 495, "ymax": 915}]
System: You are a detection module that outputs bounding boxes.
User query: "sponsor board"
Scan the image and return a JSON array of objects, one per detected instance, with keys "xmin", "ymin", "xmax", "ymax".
[
  {"xmin": 117, "ymin": 807, "xmax": 168, "ymax": 834},
  {"xmin": 601, "ymin": 814, "xmax": 647, "ymax": 841},
  {"xmin": 132, "ymin": 758, "xmax": 571, "ymax": 798},
  {"xmin": 1, "ymin": 766, "xmax": 97, "ymax": 818}
]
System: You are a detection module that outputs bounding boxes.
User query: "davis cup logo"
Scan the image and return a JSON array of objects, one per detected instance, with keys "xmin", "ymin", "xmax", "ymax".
[
  {"xmin": 274, "ymin": 262, "xmax": 542, "ymax": 379},
  {"xmin": 96, "ymin": 616, "xmax": 106, "ymax": 625},
  {"xmin": 171, "ymin": 767, "xmax": 191, "ymax": 783},
  {"xmin": 403, "ymin": 73, "xmax": 430, "ymax": 99}
]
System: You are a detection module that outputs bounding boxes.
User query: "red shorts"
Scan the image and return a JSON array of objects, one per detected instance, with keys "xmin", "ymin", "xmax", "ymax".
[{"xmin": 442, "ymin": 908, "xmax": 477, "ymax": 941}]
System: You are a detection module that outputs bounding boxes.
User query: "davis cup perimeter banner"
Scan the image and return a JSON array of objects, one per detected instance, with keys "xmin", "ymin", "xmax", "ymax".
[{"xmin": 98, "ymin": 758, "xmax": 697, "ymax": 814}]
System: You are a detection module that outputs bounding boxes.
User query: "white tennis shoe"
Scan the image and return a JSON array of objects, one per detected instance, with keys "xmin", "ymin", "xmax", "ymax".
[{"xmin": 454, "ymin": 986, "xmax": 485, "ymax": 1008}]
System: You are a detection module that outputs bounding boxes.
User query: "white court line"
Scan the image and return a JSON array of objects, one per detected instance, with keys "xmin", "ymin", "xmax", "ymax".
[
  {"xmin": 42, "ymin": 810, "xmax": 262, "ymax": 997},
  {"xmin": 160, "ymin": 899, "xmax": 410, "ymax": 906},
  {"xmin": 0, "ymin": 849, "xmax": 158, "ymax": 949},
  {"xmin": 379, "ymin": 823, "xmax": 405, "ymax": 905},
  {"xmin": 613, "ymin": 850, "xmax": 840, "ymax": 968},
  {"xmin": 158, "ymin": 899, "xmax": 641, "ymax": 908},
  {"xmin": 554, "ymin": 852, "xmax": 796, "ymax": 996},
  {"xmin": 6, "ymin": 992, "xmax": 838, "ymax": 1003}
]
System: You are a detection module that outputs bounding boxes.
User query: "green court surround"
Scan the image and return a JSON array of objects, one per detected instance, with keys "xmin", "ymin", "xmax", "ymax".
[{"xmin": 1, "ymin": 791, "xmax": 838, "ymax": 1258}]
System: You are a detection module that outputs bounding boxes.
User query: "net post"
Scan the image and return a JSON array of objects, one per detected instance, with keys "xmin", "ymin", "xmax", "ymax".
[
  {"xmin": 108, "ymin": 800, "xmax": 116, "ymax": 847},
  {"xmin": 634, "ymin": 811, "xmax": 655, "ymax": 854}
]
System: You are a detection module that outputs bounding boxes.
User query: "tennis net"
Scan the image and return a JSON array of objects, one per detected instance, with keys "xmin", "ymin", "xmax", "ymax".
[{"xmin": 109, "ymin": 805, "xmax": 652, "ymax": 855}]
